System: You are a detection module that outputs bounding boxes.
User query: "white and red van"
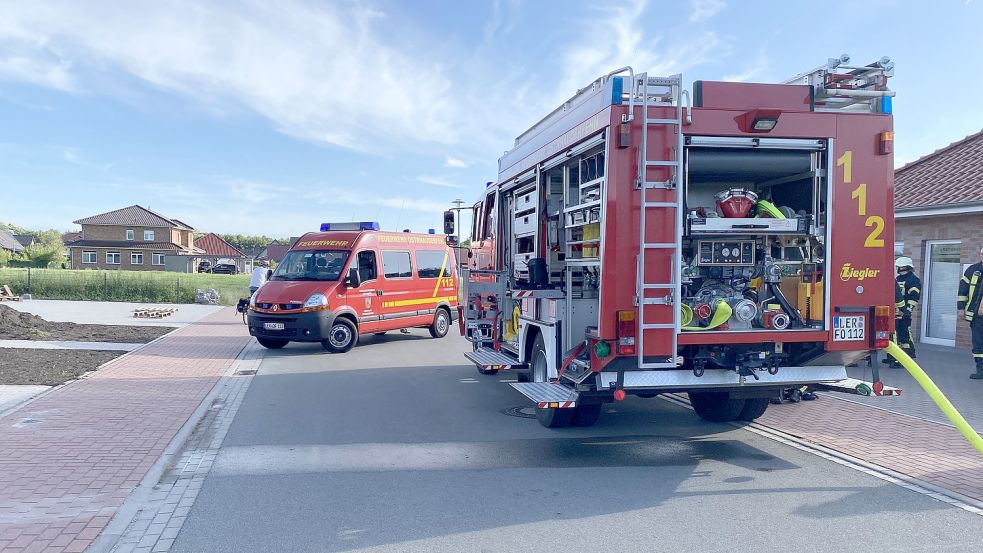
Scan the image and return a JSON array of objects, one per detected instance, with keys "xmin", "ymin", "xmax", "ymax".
[{"xmin": 247, "ymin": 222, "xmax": 458, "ymax": 352}]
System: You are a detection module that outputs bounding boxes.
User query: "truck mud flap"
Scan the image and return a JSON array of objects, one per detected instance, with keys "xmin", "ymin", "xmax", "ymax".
[{"xmin": 509, "ymin": 382, "xmax": 578, "ymax": 409}]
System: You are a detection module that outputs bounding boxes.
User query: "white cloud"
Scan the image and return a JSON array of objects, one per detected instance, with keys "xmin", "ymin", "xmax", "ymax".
[
  {"xmin": 690, "ymin": 0, "xmax": 726, "ymax": 22},
  {"xmin": 0, "ymin": 53, "xmax": 76, "ymax": 91},
  {"xmin": 307, "ymin": 186, "xmax": 448, "ymax": 214},
  {"xmin": 417, "ymin": 175, "xmax": 462, "ymax": 188},
  {"xmin": 722, "ymin": 50, "xmax": 770, "ymax": 82},
  {"xmin": 0, "ymin": 1, "xmax": 460, "ymax": 152},
  {"xmin": 558, "ymin": 0, "xmax": 722, "ymax": 96},
  {"xmin": 443, "ymin": 156, "xmax": 468, "ymax": 168}
]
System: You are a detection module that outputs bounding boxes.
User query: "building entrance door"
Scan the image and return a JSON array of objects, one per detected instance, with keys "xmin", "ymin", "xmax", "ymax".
[{"xmin": 921, "ymin": 240, "xmax": 961, "ymax": 346}]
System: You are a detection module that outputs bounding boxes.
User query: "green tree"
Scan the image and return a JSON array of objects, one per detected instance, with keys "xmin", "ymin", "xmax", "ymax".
[{"xmin": 219, "ymin": 234, "xmax": 281, "ymax": 256}]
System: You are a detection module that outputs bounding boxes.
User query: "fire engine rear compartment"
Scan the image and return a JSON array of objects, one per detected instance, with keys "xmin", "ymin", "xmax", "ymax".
[{"xmin": 678, "ymin": 138, "xmax": 830, "ymax": 336}]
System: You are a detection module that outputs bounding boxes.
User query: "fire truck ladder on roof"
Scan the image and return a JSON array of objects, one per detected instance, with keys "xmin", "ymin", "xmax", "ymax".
[{"xmin": 634, "ymin": 74, "xmax": 685, "ymax": 370}]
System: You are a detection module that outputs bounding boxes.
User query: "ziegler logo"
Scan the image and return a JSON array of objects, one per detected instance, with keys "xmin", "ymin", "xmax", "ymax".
[{"xmin": 840, "ymin": 263, "xmax": 880, "ymax": 282}]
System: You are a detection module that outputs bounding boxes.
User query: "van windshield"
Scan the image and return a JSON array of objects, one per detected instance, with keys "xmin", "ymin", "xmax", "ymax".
[{"xmin": 270, "ymin": 250, "xmax": 350, "ymax": 281}]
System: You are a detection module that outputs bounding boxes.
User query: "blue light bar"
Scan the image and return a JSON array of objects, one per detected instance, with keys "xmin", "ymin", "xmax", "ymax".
[
  {"xmin": 320, "ymin": 222, "xmax": 380, "ymax": 231},
  {"xmin": 881, "ymin": 97, "xmax": 893, "ymax": 114},
  {"xmin": 428, "ymin": 228, "xmax": 435, "ymax": 234}
]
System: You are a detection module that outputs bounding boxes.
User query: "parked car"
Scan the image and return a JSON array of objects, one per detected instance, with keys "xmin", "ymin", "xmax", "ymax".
[{"xmin": 209, "ymin": 263, "xmax": 239, "ymax": 275}]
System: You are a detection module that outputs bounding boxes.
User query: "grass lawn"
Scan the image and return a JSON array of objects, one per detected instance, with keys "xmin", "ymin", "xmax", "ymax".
[{"xmin": 0, "ymin": 267, "xmax": 250, "ymax": 306}]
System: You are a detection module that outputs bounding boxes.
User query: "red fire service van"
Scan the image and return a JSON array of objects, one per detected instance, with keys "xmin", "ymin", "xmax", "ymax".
[
  {"xmin": 461, "ymin": 55, "xmax": 900, "ymax": 428},
  {"xmin": 248, "ymin": 222, "xmax": 458, "ymax": 352}
]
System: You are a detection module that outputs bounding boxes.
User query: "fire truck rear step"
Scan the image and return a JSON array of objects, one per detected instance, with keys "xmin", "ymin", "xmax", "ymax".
[
  {"xmin": 815, "ymin": 378, "xmax": 902, "ymax": 397},
  {"xmin": 509, "ymin": 382, "xmax": 578, "ymax": 408},
  {"xmin": 465, "ymin": 348, "xmax": 518, "ymax": 369}
]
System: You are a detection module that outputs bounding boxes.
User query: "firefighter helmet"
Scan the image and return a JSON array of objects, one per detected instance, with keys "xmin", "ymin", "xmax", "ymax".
[{"xmin": 895, "ymin": 256, "xmax": 914, "ymax": 269}]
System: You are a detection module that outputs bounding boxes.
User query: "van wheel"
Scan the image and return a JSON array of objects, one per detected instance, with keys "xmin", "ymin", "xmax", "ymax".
[
  {"xmin": 688, "ymin": 391, "xmax": 747, "ymax": 423},
  {"xmin": 257, "ymin": 338, "xmax": 288, "ymax": 349},
  {"xmin": 429, "ymin": 308, "xmax": 450, "ymax": 338},
  {"xmin": 531, "ymin": 334, "xmax": 573, "ymax": 428},
  {"xmin": 737, "ymin": 398, "xmax": 770, "ymax": 421},
  {"xmin": 322, "ymin": 318, "xmax": 358, "ymax": 353}
]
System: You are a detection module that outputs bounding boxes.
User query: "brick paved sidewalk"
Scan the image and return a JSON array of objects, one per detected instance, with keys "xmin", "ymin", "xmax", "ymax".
[
  {"xmin": 0, "ymin": 308, "xmax": 250, "ymax": 553},
  {"xmin": 758, "ymin": 395, "xmax": 983, "ymax": 505}
]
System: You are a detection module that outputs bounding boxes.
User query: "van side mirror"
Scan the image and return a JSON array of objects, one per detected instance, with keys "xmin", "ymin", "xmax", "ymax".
[
  {"xmin": 443, "ymin": 210, "xmax": 455, "ymax": 235},
  {"xmin": 344, "ymin": 268, "xmax": 361, "ymax": 288}
]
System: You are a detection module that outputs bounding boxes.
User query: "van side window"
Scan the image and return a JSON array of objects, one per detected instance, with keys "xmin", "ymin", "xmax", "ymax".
[
  {"xmin": 416, "ymin": 250, "xmax": 450, "ymax": 278},
  {"xmin": 382, "ymin": 251, "xmax": 412, "ymax": 278},
  {"xmin": 357, "ymin": 250, "xmax": 377, "ymax": 281}
]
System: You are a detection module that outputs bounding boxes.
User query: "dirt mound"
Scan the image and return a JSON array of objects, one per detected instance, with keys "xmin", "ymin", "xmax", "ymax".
[{"xmin": 0, "ymin": 304, "xmax": 175, "ymax": 343}]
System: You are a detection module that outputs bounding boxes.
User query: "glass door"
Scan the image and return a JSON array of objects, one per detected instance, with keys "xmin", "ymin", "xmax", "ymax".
[{"xmin": 921, "ymin": 240, "xmax": 961, "ymax": 346}]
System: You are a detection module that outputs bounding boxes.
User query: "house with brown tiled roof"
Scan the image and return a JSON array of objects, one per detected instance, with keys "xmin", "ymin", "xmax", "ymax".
[
  {"xmin": 69, "ymin": 205, "xmax": 203, "ymax": 272},
  {"xmin": 194, "ymin": 233, "xmax": 247, "ymax": 273},
  {"xmin": 257, "ymin": 237, "xmax": 299, "ymax": 264},
  {"xmin": 894, "ymin": 129, "xmax": 983, "ymax": 349}
]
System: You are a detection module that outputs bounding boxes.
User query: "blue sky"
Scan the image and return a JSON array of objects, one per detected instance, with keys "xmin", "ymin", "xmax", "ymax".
[{"xmin": 1, "ymin": 0, "xmax": 980, "ymax": 237}]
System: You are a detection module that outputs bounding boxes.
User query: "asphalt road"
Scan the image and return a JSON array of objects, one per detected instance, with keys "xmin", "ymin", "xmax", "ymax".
[{"xmin": 172, "ymin": 331, "xmax": 983, "ymax": 552}]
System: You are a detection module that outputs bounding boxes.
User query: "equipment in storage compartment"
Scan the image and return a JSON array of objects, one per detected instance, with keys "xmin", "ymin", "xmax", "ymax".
[{"xmin": 679, "ymin": 139, "xmax": 829, "ymax": 333}]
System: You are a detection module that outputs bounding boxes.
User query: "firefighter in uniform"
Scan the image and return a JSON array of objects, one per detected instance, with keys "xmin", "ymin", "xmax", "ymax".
[
  {"xmin": 957, "ymin": 246, "xmax": 983, "ymax": 380},
  {"xmin": 888, "ymin": 257, "xmax": 920, "ymax": 366}
]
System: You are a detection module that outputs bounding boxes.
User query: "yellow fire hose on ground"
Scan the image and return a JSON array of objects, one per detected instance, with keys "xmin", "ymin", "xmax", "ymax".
[{"xmin": 885, "ymin": 342, "xmax": 983, "ymax": 455}]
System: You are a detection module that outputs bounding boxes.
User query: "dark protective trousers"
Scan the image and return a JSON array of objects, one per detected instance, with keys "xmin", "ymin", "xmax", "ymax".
[
  {"xmin": 896, "ymin": 317, "xmax": 916, "ymax": 359},
  {"xmin": 972, "ymin": 317, "xmax": 983, "ymax": 370}
]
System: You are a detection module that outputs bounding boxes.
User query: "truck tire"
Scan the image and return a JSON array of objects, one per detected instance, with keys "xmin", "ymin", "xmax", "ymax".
[
  {"xmin": 257, "ymin": 337, "xmax": 288, "ymax": 349},
  {"xmin": 531, "ymin": 334, "xmax": 573, "ymax": 428},
  {"xmin": 429, "ymin": 308, "xmax": 450, "ymax": 338},
  {"xmin": 737, "ymin": 398, "xmax": 770, "ymax": 421},
  {"xmin": 321, "ymin": 318, "xmax": 358, "ymax": 353},
  {"xmin": 688, "ymin": 391, "xmax": 747, "ymax": 423},
  {"xmin": 571, "ymin": 403, "xmax": 602, "ymax": 427}
]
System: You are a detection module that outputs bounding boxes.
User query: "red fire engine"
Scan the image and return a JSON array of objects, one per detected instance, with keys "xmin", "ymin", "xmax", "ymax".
[{"xmin": 461, "ymin": 55, "xmax": 900, "ymax": 428}]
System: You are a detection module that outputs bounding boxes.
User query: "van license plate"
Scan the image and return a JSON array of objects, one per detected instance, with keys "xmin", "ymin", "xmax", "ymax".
[
  {"xmin": 833, "ymin": 315, "xmax": 865, "ymax": 341},
  {"xmin": 263, "ymin": 322, "xmax": 285, "ymax": 331}
]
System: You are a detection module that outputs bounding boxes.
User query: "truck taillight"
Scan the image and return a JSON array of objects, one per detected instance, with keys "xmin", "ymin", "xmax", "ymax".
[
  {"xmin": 617, "ymin": 310, "xmax": 636, "ymax": 355},
  {"xmin": 874, "ymin": 305, "xmax": 891, "ymax": 349}
]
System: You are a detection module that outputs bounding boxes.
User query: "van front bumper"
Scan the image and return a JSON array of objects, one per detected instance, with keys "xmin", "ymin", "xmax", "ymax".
[{"xmin": 247, "ymin": 309, "xmax": 335, "ymax": 342}]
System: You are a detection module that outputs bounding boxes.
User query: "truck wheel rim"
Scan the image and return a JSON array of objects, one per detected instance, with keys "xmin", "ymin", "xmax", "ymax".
[
  {"xmin": 437, "ymin": 313, "xmax": 448, "ymax": 334},
  {"xmin": 329, "ymin": 325, "xmax": 352, "ymax": 348}
]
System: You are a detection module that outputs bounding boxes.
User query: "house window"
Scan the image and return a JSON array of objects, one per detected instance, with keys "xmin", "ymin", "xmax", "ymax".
[
  {"xmin": 894, "ymin": 242, "xmax": 905, "ymax": 256},
  {"xmin": 152, "ymin": 252, "xmax": 166, "ymax": 266},
  {"xmin": 131, "ymin": 252, "xmax": 144, "ymax": 265},
  {"xmin": 82, "ymin": 251, "xmax": 97, "ymax": 264},
  {"xmin": 107, "ymin": 252, "xmax": 121, "ymax": 265},
  {"xmin": 126, "ymin": 229, "xmax": 134, "ymax": 241},
  {"xmin": 144, "ymin": 230, "xmax": 155, "ymax": 241},
  {"xmin": 382, "ymin": 251, "xmax": 412, "ymax": 279}
]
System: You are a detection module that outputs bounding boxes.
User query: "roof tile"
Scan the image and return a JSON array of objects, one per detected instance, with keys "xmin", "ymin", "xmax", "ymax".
[
  {"xmin": 194, "ymin": 233, "xmax": 245, "ymax": 257},
  {"xmin": 895, "ymin": 129, "xmax": 983, "ymax": 209},
  {"xmin": 73, "ymin": 205, "xmax": 195, "ymax": 229}
]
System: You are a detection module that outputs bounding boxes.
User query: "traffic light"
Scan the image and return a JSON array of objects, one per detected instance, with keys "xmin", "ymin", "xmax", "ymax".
[{"xmin": 443, "ymin": 210, "xmax": 455, "ymax": 235}]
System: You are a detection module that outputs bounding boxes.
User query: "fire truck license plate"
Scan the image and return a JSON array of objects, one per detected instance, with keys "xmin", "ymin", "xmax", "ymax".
[
  {"xmin": 263, "ymin": 322, "xmax": 285, "ymax": 331},
  {"xmin": 833, "ymin": 315, "xmax": 865, "ymax": 341}
]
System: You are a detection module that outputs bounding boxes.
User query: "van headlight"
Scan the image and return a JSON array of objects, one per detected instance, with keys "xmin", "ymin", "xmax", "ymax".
[
  {"xmin": 303, "ymin": 293, "xmax": 328, "ymax": 309},
  {"xmin": 249, "ymin": 293, "xmax": 257, "ymax": 307}
]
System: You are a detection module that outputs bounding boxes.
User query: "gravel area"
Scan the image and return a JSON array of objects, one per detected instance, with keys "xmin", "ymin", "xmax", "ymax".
[
  {"xmin": 0, "ymin": 304, "xmax": 175, "ymax": 343},
  {"xmin": 0, "ymin": 349, "xmax": 124, "ymax": 385}
]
